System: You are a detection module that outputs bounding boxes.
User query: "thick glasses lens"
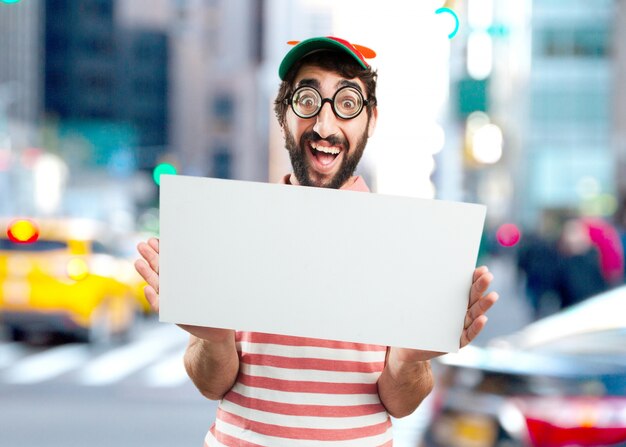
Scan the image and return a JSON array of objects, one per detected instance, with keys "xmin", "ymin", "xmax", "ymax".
[
  {"xmin": 292, "ymin": 87, "xmax": 321, "ymax": 118},
  {"xmin": 334, "ymin": 87, "xmax": 364, "ymax": 119},
  {"xmin": 289, "ymin": 86, "xmax": 367, "ymax": 119}
]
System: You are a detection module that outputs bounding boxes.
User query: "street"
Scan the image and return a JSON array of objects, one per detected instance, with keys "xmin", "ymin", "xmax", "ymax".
[
  {"xmin": 0, "ymin": 382, "xmax": 216, "ymax": 446},
  {"xmin": 0, "ymin": 318, "xmax": 218, "ymax": 447},
  {"xmin": 0, "ymin": 254, "xmax": 529, "ymax": 447}
]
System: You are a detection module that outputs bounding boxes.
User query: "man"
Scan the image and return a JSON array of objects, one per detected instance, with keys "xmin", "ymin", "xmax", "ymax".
[{"xmin": 135, "ymin": 36, "xmax": 498, "ymax": 446}]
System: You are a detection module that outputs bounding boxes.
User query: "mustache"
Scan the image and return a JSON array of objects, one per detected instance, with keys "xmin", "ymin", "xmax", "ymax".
[{"xmin": 301, "ymin": 131, "xmax": 348, "ymax": 150}]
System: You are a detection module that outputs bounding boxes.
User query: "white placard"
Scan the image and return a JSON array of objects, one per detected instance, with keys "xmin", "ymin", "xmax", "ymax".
[{"xmin": 159, "ymin": 175, "xmax": 486, "ymax": 352}]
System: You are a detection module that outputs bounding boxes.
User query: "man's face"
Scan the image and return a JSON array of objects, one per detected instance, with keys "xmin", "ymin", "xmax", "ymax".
[{"xmin": 283, "ymin": 65, "xmax": 377, "ymax": 189}]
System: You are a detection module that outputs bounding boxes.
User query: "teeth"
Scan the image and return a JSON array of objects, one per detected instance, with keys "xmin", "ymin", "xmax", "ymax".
[{"xmin": 311, "ymin": 143, "xmax": 340, "ymax": 155}]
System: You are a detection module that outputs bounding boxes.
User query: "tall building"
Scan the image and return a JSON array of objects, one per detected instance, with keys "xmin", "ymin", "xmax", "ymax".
[
  {"xmin": 522, "ymin": 0, "xmax": 616, "ymax": 223},
  {"xmin": 120, "ymin": 0, "xmax": 268, "ymax": 181},
  {"xmin": 461, "ymin": 0, "xmax": 617, "ymax": 226},
  {"xmin": 115, "ymin": 28, "xmax": 169, "ymax": 169},
  {"xmin": 168, "ymin": 0, "xmax": 267, "ymax": 181},
  {"xmin": 455, "ymin": 0, "xmax": 533, "ymax": 224},
  {"xmin": 207, "ymin": 0, "xmax": 266, "ymax": 181},
  {"xmin": 44, "ymin": 0, "xmax": 169, "ymax": 169},
  {"xmin": 450, "ymin": 0, "xmax": 619, "ymax": 228},
  {"xmin": 0, "ymin": 0, "xmax": 44, "ymax": 216},
  {"xmin": 44, "ymin": 0, "xmax": 117, "ymax": 122},
  {"xmin": 0, "ymin": 0, "xmax": 43, "ymax": 126},
  {"xmin": 38, "ymin": 0, "xmax": 170, "ymax": 223}
]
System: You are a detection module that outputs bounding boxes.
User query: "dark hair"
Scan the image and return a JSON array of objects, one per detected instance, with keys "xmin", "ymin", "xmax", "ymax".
[{"xmin": 273, "ymin": 51, "xmax": 378, "ymax": 128}]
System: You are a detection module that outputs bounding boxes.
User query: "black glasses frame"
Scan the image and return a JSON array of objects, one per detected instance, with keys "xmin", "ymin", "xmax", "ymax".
[{"xmin": 284, "ymin": 86, "xmax": 374, "ymax": 120}]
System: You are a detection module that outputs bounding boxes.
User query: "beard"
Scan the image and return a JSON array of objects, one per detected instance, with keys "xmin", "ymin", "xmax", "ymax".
[{"xmin": 284, "ymin": 126, "xmax": 369, "ymax": 189}]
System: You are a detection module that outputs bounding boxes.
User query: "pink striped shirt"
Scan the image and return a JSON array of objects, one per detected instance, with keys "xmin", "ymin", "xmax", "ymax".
[{"xmin": 204, "ymin": 175, "xmax": 393, "ymax": 446}]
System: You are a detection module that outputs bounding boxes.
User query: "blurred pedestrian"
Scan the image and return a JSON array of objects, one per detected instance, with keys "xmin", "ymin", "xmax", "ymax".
[
  {"xmin": 557, "ymin": 219, "xmax": 607, "ymax": 308},
  {"xmin": 135, "ymin": 37, "xmax": 499, "ymax": 446},
  {"xmin": 581, "ymin": 217, "xmax": 624, "ymax": 286},
  {"xmin": 517, "ymin": 231, "xmax": 560, "ymax": 319},
  {"xmin": 618, "ymin": 201, "xmax": 626, "ymax": 283}
]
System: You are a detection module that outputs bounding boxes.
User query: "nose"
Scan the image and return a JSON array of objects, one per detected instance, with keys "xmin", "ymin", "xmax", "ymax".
[{"xmin": 313, "ymin": 101, "xmax": 339, "ymax": 139}]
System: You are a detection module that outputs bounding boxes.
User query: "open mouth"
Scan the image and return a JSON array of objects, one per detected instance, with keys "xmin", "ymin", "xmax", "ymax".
[{"xmin": 308, "ymin": 141, "xmax": 343, "ymax": 170}]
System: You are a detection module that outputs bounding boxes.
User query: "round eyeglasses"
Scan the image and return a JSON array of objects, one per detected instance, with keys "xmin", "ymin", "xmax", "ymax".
[{"xmin": 285, "ymin": 86, "xmax": 373, "ymax": 120}]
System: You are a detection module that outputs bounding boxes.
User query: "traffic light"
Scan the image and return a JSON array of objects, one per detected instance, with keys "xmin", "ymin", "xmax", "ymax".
[
  {"xmin": 152, "ymin": 162, "xmax": 177, "ymax": 186},
  {"xmin": 1, "ymin": 0, "xmax": 22, "ymax": 4}
]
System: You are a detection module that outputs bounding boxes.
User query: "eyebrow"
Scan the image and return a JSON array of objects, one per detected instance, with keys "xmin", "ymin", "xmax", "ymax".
[
  {"xmin": 336, "ymin": 80, "xmax": 363, "ymax": 94},
  {"xmin": 295, "ymin": 78, "xmax": 320, "ymax": 89},
  {"xmin": 294, "ymin": 78, "xmax": 365, "ymax": 95}
]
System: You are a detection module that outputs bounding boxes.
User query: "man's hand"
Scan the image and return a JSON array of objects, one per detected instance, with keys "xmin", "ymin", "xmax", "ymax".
[
  {"xmin": 134, "ymin": 238, "xmax": 161, "ymax": 310},
  {"xmin": 462, "ymin": 265, "xmax": 498, "ymax": 347},
  {"xmin": 134, "ymin": 237, "xmax": 234, "ymax": 342},
  {"xmin": 390, "ymin": 265, "xmax": 498, "ymax": 362},
  {"xmin": 134, "ymin": 237, "xmax": 239, "ymax": 400},
  {"xmin": 378, "ymin": 265, "xmax": 498, "ymax": 417}
]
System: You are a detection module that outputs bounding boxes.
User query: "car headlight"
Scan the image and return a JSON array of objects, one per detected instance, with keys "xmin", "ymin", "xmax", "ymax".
[{"xmin": 67, "ymin": 258, "xmax": 89, "ymax": 281}]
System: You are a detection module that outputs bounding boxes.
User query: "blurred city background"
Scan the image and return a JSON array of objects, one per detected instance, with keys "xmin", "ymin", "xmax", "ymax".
[{"xmin": 0, "ymin": 0, "xmax": 625, "ymax": 446}]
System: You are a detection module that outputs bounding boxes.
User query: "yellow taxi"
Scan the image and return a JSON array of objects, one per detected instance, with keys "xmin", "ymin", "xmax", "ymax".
[{"xmin": 0, "ymin": 218, "xmax": 148, "ymax": 343}]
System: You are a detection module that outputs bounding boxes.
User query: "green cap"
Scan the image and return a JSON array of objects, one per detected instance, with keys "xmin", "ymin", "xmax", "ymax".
[{"xmin": 278, "ymin": 36, "xmax": 376, "ymax": 80}]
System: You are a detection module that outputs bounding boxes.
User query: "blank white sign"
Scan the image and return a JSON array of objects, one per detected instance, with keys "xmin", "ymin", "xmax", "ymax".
[{"xmin": 159, "ymin": 175, "xmax": 486, "ymax": 353}]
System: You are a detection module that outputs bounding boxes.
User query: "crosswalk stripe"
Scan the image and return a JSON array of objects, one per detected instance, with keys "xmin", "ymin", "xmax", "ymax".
[
  {"xmin": 0, "ymin": 342, "xmax": 29, "ymax": 369},
  {"xmin": 143, "ymin": 349, "xmax": 189, "ymax": 387},
  {"xmin": 3, "ymin": 344, "xmax": 91, "ymax": 384},
  {"xmin": 78, "ymin": 324, "xmax": 187, "ymax": 386}
]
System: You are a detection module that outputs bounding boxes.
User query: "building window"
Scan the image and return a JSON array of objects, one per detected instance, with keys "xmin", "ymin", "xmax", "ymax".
[
  {"xmin": 82, "ymin": 36, "xmax": 113, "ymax": 55},
  {"xmin": 538, "ymin": 27, "xmax": 611, "ymax": 58},
  {"xmin": 80, "ymin": 0, "xmax": 112, "ymax": 17},
  {"xmin": 84, "ymin": 74, "xmax": 112, "ymax": 91},
  {"xmin": 48, "ymin": 0, "xmax": 68, "ymax": 11},
  {"xmin": 531, "ymin": 87, "xmax": 609, "ymax": 125},
  {"xmin": 212, "ymin": 93, "xmax": 235, "ymax": 131},
  {"xmin": 133, "ymin": 79, "xmax": 158, "ymax": 96},
  {"xmin": 213, "ymin": 148, "xmax": 232, "ymax": 179},
  {"xmin": 213, "ymin": 94, "xmax": 234, "ymax": 121},
  {"xmin": 134, "ymin": 41, "xmax": 154, "ymax": 61}
]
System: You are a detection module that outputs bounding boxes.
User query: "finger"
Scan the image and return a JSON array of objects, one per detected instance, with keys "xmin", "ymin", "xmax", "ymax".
[
  {"xmin": 143, "ymin": 285, "xmax": 159, "ymax": 312},
  {"xmin": 460, "ymin": 315, "xmax": 487, "ymax": 347},
  {"xmin": 465, "ymin": 292, "xmax": 499, "ymax": 328},
  {"xmin": 137, "ymin": 241, "xmax": 159, "ymax": 274},
  {"xmin": 148, "ymin": 237, "xmax": 159, "ymax": 254},
  {"xmin": 469, "ymin": 271, "xmax": 493, "ymax": 306},
  {"xmin": 134, "ymin": 259, "xmax": 160, "ymax": 294},
  {"xmin": 473, "ymin": 266, "xmax": 488, "ymax": 283}
]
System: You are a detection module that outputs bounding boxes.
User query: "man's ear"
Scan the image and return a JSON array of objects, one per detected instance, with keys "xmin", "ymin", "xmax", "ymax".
[{"xmin": 367, "ymin": 107, "xmax": 378, "ymax": 138}]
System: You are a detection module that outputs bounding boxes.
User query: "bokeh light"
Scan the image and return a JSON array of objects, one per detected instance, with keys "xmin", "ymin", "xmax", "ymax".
[
  {"xmin": 7, "ymin": 219, "xmax": 39, "ymax": 243},
  {"xmin": 496, "ymin": 223, "xmax": 521, "ymax": 247},
  {"xmin": 472, "ymin": 123, "xmax": 503, "ymax": 164},
  {"xmin": 152, "ymin": 163, "xmax": 177, "ymax": 186},
  {"xmin": 67, "ymin": 258, "xmax": 89, "ymax": 281}
]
